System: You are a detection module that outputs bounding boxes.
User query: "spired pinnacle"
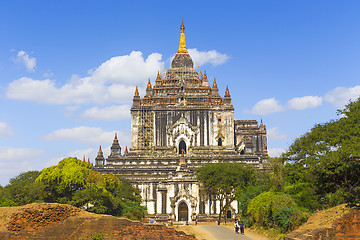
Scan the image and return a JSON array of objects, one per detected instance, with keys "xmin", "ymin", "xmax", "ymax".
[
  {"xmin": 147, "ymin": 78, "xmax": 152, "ymax": 89},
  {"xmin": 225, "ymin": 86, "xmax": 230, "ymax": 97},
  {"xmin": 177, "ymin": 20, "xmax": 188, "ymax": 55},
  {"xmin": 134, "ymin": 86, "xmax": 139, "ymax": 97},
  {"xmin": 213, "ymin": 78, "xmax": 218, "ymax": 88}
]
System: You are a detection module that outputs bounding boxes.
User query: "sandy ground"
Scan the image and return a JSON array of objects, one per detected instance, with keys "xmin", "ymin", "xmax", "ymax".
[{"xmin": 173, "ymin": 222, "xmax": 269, "ymax": 240}]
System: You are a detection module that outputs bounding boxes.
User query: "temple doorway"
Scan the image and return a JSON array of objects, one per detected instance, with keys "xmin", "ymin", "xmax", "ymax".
[
  {"xmin": 178, "ymin": 202, "xmax": 188, "ymax": 221},
  {"xmin": 226, "ymin": 210, "xmax": 232, "ymax": 218},
  {"xmin": 179, "ymin": 140, "xmax": 186, "ymax": 154}
]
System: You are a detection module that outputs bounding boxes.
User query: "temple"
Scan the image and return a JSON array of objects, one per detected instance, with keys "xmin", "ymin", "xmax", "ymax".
[{"xmin": 94, "ymin": 22, "xmax": 268, "ymax": 223}]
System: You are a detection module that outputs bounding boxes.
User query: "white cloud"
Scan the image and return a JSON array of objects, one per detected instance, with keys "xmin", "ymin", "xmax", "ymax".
[
  {"xmin": 288, "ymin": 96, "xmax": 323, "ymax": 110},
  {"xmin": 82, "ymin": 105, "xmax": 130, "ymax": 121},
  {"xmin": 324, "ymin": 85, "xmax": 360, "ymax": 108},
  {"xmin": 7, "ymin": 51, "xmax": 163, "ymax": 105},
  {"xmin": 0, "ymin": 147, "xmax": 44, "ymax": 161},
  {"xmin": 250, "ymin": 98, "xmax": 285, "ymax": 115},
  {"xmin": 188, "ymin": 48, "xmax": 230, "ymax": 67},
  {"xmin": 15, "ymin": 50, "xmax": 36, "ymax": 71},
  {"xmin": 268, "ymin": 148, "xmax": 286, "ymax": 158},
  {"xmin": 91, "ymin": 51, "xmax": 164, "ymax": 85},
  {"xmin": 0, "ymin": 122, "xmax": 13, "ymax": 137},
  {"xmin": 0, "ymin": 147, "xmax": 44, "ymax": 186},
  {"xmin": 267, "ymin": 127, "xmax": 287, "ymax": 141},
  {"xmin": 43, "ymin": 126, "xmax": 130, "ymax": 146}
]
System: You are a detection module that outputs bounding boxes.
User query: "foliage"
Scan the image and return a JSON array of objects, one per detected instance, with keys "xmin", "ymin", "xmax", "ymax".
[
  {"xmin": 284, "ymin": 183, "xmax": 320, "ymax": 211},
  {"xmin": 282, "ymin": 97, "xmax": 360, "ymax": 208},
  {"xmin": 196, "ymin": 163, "xmax": 256, "ymax": 224},
  {"xmin": 36, "ymin": 157, "xmax": 145, "ymax": 218},
  {"xmin": 238, "ymin": 184, "xmax": 268, "ymax": 226},
  {"xmin": 247, "ymin": 191, "xmax": 307, "ymax": 232},
  {"xmin": 0, "ymin": 171, "xmax": 47, "ymax": 206}
]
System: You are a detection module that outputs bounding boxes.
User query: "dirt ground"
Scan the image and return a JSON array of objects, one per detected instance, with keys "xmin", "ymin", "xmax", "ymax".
[
  {"xmin": 0, "ymin": 203, "xmax": 196, "ymax": 240},
  {"xmin": 286, "ymin": 204, "xmax": 360, "ymax": 240},
  {"xmin": 174, "ymin": 222, "xmax": 270, "ymax": 240}
]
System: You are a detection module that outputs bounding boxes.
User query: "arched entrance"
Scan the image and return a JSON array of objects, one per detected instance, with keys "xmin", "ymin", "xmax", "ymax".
[
  {"xmin": 178, "ymin": 202, "xmax": 188, "ymax": 221},
  {"xmin": 226, "ymin": 210, "xmax": 232, "ymax": 218},
  {"xmin": 179, "ymin": 140, "xmax": 186, "ymax": 154}
]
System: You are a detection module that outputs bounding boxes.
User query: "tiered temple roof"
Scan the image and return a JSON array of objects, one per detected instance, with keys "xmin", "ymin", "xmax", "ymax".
[{"xmin": 133, "ymin": 22, "xmax": 230, "ymax": 107}]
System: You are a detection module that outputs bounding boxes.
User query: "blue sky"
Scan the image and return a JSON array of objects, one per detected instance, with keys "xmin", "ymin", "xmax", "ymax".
[{"xmin": 1, "ymin": 1, "xmax": 360, "ymax": 186}]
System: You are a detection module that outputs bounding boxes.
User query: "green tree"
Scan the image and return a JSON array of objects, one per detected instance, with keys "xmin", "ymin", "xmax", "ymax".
[
  {"xmin": 196, "ymin": 163, "xmax": 256, "ymax": 224},
  {"xmin": 1, "ymin": 171, "xmax": 47, "ymax": 206},
  {"xmin": 247, "ymin": 191, "xmax": 307, "ymax": 233},
  {"xmin": 283, "ymin": 98, "xmax": 360, "ymax": 208},
  {"xmin": 36, "ymin": 157, "xmax": 146, "ymax": 218}
]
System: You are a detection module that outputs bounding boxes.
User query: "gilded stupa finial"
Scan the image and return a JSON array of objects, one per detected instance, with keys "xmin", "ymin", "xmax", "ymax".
[
  {"xmin": 204, "ymin": 71, "xmax": 207, "ymax": 79},
  {"xmin": 177, "ymin": 20, "xmax": 188, "ymax": 54},
  {"xmin": 147, "ymin": 78, "xmax": 152, "ymax": 89},
  {"xmin": 156, "ymin": 71, "xmax": 160, "ymax": 80},
  {"xmin": 134, "ymin": 86, "xmax": 139, "ymax": 96},
  {"xmin": 213, "ymin": 78, "xmax": 218, "ymax": 88},
  {"xmin": 225, "ymin": 86, "xmax": 230, "ymax": 97}
]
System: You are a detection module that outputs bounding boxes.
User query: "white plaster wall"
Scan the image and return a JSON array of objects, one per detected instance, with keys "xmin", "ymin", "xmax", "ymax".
[{"xmin": 147, "ymin": 201, "xmax": 155, "ymax": 214}]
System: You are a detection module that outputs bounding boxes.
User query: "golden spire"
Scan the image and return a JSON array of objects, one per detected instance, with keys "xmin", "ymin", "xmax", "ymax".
[
  {"xmin": 225, "ymin": 85, "xmax": 230, "ymax": 97},
  {"xmin": 213, "ymin": 78, "xmax": 218, "ymax": 88},
  {"xmin": 177, "ymin": 20, "xmax": 188, "ymax": 54},
  {"xmin": 204, "ymin": 71, "xmax": 207, "ymax": 79},
  {"xmin": 134, "ymin": 86, "xmax": 139, "ymax": 96},
  {"xmin": 147, "ymin": 78, "xmax": 152, "ymax": 89},
  {"xmin": 156, "ymin": 71, "xmax": 160, "ymax": 80}
]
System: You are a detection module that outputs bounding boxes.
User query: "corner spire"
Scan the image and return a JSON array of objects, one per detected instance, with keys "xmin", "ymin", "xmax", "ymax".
[
  {"xmin": 114, "ymin": 133, "xmax": 117, "ymax": 140},
  {"xmin": 124, "ymin": 146, "xmax": 128, "ymax": 155},
  {"xmin": 177, "ymin": 20, "xmax": 188, "ymax": 54},
  {"xmin": 147, "ymin": 78, "xmax": 152, "ymax": 89},
  {"xmin": 225, "ymin": 86, "xmax": 230, "ymax": 97},
  {"xmin": 134, "ymin": 86, "xmax": 139, "ymax": 96},
  {"xmin": 213, "ymin": 78, "xmax": 218, "ymax": 88}
]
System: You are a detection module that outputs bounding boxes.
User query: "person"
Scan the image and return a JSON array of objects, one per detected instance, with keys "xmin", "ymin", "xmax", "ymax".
[
  {"xmin": 240, "ymin": 221, "xmax": 245, "ymax": 235},
  {"xmin": 234, "ymin": 219, "xmax": 239, "ymax": 234}
]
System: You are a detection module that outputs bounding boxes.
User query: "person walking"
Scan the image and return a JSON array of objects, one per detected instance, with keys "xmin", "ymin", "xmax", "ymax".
[
  {"xmin": 239, "ymin": 221, "xmax": 245, "ymax": 235},
  {"xmin": 234, "ymin": 219, "xmax": 239, "ymax": 234}
]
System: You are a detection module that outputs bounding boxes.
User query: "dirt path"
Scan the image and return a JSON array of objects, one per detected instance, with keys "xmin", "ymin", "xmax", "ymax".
[{"xmin": 175, "ymin": 224, "xmax": 269, "ymax": 240}]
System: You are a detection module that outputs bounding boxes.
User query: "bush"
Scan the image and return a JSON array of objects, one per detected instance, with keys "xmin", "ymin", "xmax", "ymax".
[
  {"xmin": 274, "ymin": 206, "xmax": 308, "ymax": 233},
  {"xmin": 247, "ymin": 191, "xmax": 307, "ymax": 232}
]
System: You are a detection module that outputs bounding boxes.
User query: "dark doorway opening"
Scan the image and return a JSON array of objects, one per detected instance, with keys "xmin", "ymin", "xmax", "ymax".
[
  {"xmin": 178, "ymin": 202, "xmax": 188, "ymax": 221},
  {"xmin": 218, "ymin": 138, "xmax": 222, "ymax": 146},
  {"xmin": 226, "ymin": 210, "xmax": 232, "ymax": 218},
  {"xmin": 179, "ymin": 140, "xmax": 186, "ymax": 154}
]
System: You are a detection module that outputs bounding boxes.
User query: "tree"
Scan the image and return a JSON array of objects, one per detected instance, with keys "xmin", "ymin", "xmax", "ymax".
[
  {"xmin": 196, "ymin": 163, "xmax": 256, "ymax": 224},
  {"xmin": 36, "ymin": 157, "xmax": 146, "ymax": 218},
  {"xmin": 283, "ymin": 97, "xmax": 360, "ymax": 208},
  {"xmin": 247, "ymin": 191, "xmax": 307, "ymax": 233},
  {"xmin": 5, "ymin": 171, "xmax": 47, "ymax": 205}
]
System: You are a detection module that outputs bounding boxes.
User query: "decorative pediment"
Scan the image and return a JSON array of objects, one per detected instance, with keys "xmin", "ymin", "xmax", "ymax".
[
  {"xmin": 166, "ymin": 115, "xmax": 198, "ymax": 135},
  {"xmin": 166, "ymin": 115, "xmax": 199, "ymax": 148}
]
